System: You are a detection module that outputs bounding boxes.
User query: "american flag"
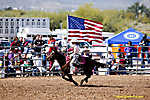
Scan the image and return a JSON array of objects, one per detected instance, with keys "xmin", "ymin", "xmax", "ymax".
[{"xmin": 67, "ymin": 15, "xmax": 103, "ymax": 43}]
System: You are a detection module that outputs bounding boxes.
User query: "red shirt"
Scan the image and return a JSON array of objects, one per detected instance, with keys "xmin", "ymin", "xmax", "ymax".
[
  {"xmin": 49, "ymin": 47, "xmax": 58, "ymax": 52},
  {"xmin": 120, "ymin": 59, "xmax": 126, "ymax": 64},
  {"xmin": 48, "ymin": 38, "xmax": 56, "ymax": 44},
  {"xmin": 11, "ymin": 41, "xmax": 19, "ymax": 53}
]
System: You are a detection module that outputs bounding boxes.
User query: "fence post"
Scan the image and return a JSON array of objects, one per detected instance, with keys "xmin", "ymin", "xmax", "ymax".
[
  {"xmin": 1, "ymin": 48, "xmax": 6, "ymax": 78},
  {"xmin": 136, "ymin": 46, "xmax": 139, "ymax": 75},
  {"xmin": 106, "ymin": 44, "xmax": 109, "ymax": 75},
  {"xmin": 41, "ymin": 46, "xmax": 43, "ymax": 76}
]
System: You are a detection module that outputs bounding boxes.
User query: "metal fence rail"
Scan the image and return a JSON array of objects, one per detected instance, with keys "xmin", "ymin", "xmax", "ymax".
[{"xmin": 0, "ymin": 45, "xmax": 150, "ymax": 78}]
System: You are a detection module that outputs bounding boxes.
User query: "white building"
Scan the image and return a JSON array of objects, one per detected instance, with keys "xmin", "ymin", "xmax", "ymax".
[
  {"xmin": 0, "ymin": 17, "xmax": 50, "ymax": 41},
  {"xmin": 17, "ymin": 27, "xmax": 51, "ymax": 41}
]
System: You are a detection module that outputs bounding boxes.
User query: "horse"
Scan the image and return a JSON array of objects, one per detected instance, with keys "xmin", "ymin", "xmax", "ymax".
[{"xmin": 47, "ymin": 47, "xmax": 105, "ymax": 86}]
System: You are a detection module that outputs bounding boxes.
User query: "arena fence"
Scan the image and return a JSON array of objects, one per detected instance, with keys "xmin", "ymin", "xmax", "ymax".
[{"xmin": 0, "ymin": 45, "xmax": 150, "ymax": 78}]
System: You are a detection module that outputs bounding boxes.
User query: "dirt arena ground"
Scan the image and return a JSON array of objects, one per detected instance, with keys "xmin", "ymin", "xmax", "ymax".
[{"xmin": 0, "ymin": 75, "xmax": 150, "ymax": 100}]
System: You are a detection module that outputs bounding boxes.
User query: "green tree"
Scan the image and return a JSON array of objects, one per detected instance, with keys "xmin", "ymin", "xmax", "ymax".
[
  {"xmin": 74, "ymin": 3, "xmax": 103, "ymax": 22},
  {"xmin": 145, "ymin": 8, "xmax": 150, "ymax": 17},
  {"xmin": 4, "ymin": 6, "xmax": 12, "ymax": 11},
  {"xmin": 139, "ymin": 4, "xmax": 147, "ymax": 15},
  {"xmin": 127, "ymin": 2, "xmax": 140, "ymax": 19},
  {"xmin": 127, "ymin": 2, "xmax": 149, "ymax": 20}
]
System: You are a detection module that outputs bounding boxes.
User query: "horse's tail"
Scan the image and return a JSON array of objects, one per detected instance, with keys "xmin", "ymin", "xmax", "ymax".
[{"xmin": 93, "ymin": 60, "xmax": 106, "ymax": 68}]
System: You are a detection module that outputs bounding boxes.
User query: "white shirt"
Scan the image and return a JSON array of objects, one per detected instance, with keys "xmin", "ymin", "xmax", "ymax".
[
  {"xmin": 108, "ymin": 53, "xmax": 114, "ymax": 62},
  {"xmin": 73, "ymin": 44, "xmax": 80, "ymax": 55},
  {"xmin": 61, "ymin": 39, "xmax": 69, "ymax": 46},
  {"xmin": 33, "ymin": 56, "xmax": 42, "ymax": 66}
]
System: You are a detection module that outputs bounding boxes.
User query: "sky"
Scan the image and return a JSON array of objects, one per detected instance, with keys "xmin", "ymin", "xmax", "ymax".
[{"xmin": 0, "ymin": 0, "xmax": 147, "ymax": 12}]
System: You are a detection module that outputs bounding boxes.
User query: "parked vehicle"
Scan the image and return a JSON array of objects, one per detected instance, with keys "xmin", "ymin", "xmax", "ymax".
[
  {"xmin": 54, "ymin": 40, "xmax": 108, "ymax": 57},
  {"xmin": 0, "ymin": 39, "xmax": 11, "ymax": 57}
]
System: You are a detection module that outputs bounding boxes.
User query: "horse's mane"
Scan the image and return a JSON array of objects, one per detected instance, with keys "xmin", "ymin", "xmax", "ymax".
[{"xmin": 55, "ymin": 51, "xmax": 66, "ymax": 67}]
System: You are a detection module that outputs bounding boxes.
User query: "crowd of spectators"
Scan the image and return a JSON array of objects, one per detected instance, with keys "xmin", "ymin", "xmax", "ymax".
[
  {"xmin": 3, "ymin": 34, "xmax": 57, "ymax": 77},
  {"xmin": 107, "ymin": 34, "xmax": 150, "ymax": 75}
]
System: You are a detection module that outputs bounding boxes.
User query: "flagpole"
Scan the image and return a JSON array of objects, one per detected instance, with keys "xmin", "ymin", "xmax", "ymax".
[
  {"xmin": 67, "ymin": 15, "xmax": 69, "ymax": 42},
  {"xmin": 67, "ymin": 15, "xmax": 69, "ymax": 54}
]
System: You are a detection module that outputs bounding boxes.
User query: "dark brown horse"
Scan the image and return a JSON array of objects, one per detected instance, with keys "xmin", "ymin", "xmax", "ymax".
[{"xmin": 47, "ymin": 48, "xmax": 105, "ymax": 86}]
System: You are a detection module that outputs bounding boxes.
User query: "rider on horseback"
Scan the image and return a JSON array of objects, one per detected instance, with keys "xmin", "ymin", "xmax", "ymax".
[{"xmin": 69, "ymin": 38, "xmax": 80, "ymax": 74}]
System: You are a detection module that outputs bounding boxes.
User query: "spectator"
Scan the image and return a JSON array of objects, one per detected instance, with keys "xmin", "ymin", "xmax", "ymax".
[
  {"xmin": 4, "ymin": 51, "xmax": 10, "ymax": 77},
  {"xmin": 11, "ymin": 37, "xmax": 19, "ymax": 59},
  {"xmin": 107, "ymin": 50, "xmax": 114, "ymax": 67},
  {"xmin": 25, "ymin": 43, "xmax": 35, "ymax": 58},
  {"xmin": 48, "ymin": 35, "xmax": 56, "ymax": 45},
  {"xmin": 6, "ymin": 50, "xmax": 16, "ymax": 77},
  {"xmin": 18, "ymin": 37, "xmax": 23, "ymax": 43},
  {"xmin": 24, "ymin": 59, "xmax": 33, "ymax": 77},
  {"xmin": 61, "ymin": 36, "xmax": 69, "ymax": 47},
  {"xmin": 109, "ymin": 59, "xmax": 117, "ymax": 75},
  {"xmin": 61, "ymin": 36, "xmax": 69, "ymax": 52},
  {"xmin": 139, "ymin": 34, "xmax": 150, "ymax": 67},
  {"xmin": 22, "ymin": 38, "xmax": 29, "ymax": 46},
  {"xmin": 47, "ymin": 42, "xmax": 58, "ymax": 71},
  {"xmin": 33, "ymin": 34, "xmax": 41, "ymax": 52},
  {"xmin": 39, "ymin": 35, "xmax": 45, "ymax": 45},
  {"xmin": 124, "ymin": 41, "xmax": 134, "ymax": 67},
  {"xmin": 117, "ymin": 48, "xmax": 123, "ymax": 58},
  {"xmin": 42, "ymin": 47, "xmax": 47, "ymax": 69},
  {"xmin": 48, "ymin": 42, "xmax": 58, "ymax": 52},
  {"xmin": 82, "ymin": 44, "xmax": 92, "ymax": 58},
  {"xmin": 107, "ymin": 51, "xmax": 114, "ymax": 75},
  {"xmin": 18, "ymin": 37, "xmax": 23, "ymax": 52},
  {"xmin": 20, "ymin": 53, "xmax": 28, "ymax": 65},
  {"xmin": 8, "ymin": 48, "xmax": 15, "ymax": 66},
  {"xmin": 20, "ymin": 53, "xmax": 28, "ymax": 76},
  {"xmin": 32, "ymin": 35, "xmax": 37, "ymax": 46},
  {"xmin": 55, "ymin": 41, "xmax": 59, "ymax": 47},
  {"xmin": 18, "ymin": 37, "xmax": 28, "ymax": 52},
  {"xmin": 118, "ymin": 53, "xmax": 127, "ymax": 75},
  {"xmin": 11, "ymin": 47, "xmax": 22, "ymax": 68},
  {"xmin": 25, "ymin": 43, "xmax": 35, "ymax": 66},
  {"xmin": 33, "ymin": 52, "xmax": 46, "ymax": 76}
]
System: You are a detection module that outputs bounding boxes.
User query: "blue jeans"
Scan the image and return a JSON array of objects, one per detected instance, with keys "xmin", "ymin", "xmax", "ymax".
[
  {"xmin": 118, "ymin": 65, "xmax": 127, "ymax": 75},
  {"xmin": 141, "ymin": 50, "xmax": 149, "ymax": 64},
  {"xmin": 127, "ymin": 55, "xmax": 132, "ymax": 67},
  {"xmin": 70, "ymin": 55, "xmax": 79, "ymax": 73}
]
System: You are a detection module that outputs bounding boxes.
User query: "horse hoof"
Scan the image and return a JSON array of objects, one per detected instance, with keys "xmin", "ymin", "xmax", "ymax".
[
  {"xmin": 73, "ymin": 82, "xmax": 78, "ymax": 86},
  {"xmin": 85, "ymin": 79, "xmax": 88, "ymax": 83},
  {"xmin": 80, "ymin": 80, "xmax": 84, "ymax": 86},
  {"xmin": 75, "ymin": 83, "xmax": 78, "ymax": 86}
]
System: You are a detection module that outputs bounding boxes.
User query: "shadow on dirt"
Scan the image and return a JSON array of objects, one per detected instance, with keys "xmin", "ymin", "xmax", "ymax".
[
  {"xmin": 145, "ymin": 86, "xmax": 150, "ymax": 88},
  {"xmin": 80, "ymin": 85, "xmax": 124, "ymax": 88}
]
